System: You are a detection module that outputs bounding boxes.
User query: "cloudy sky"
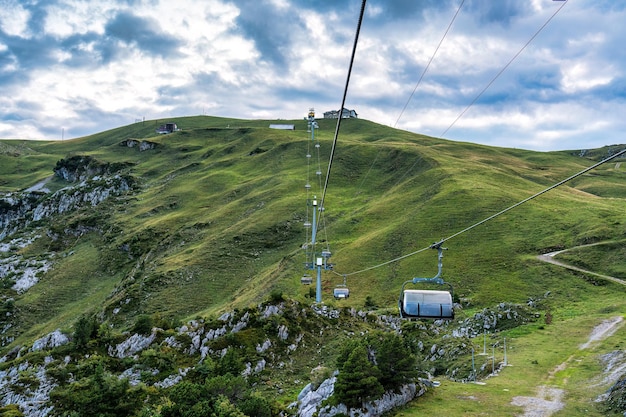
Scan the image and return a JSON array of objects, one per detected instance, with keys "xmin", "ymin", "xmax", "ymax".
[{"xmin": 0, "ymin": 0, "xmax": 624, "ymax": 151}]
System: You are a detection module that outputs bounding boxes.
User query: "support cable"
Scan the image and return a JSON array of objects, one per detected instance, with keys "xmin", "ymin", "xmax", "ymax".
[
  {"xmin": 316, "ymin": 0, "xmax": 367, "ymax": 240},
  {"xmin": 314, "ymin": 133, "xmax": 330, "ymax": 250},
  {"xmin": 353, "ymin": 1, "xmax": 567, "ymax": 202},
  {"xmin": 394, "ymin": 0, "xmax": 466, "ymax": 128},
  {"xmin": 302, "ymin": 138, "xmax": 311, "ymax": 256},
  {"xmin": 441, "ymin": 0, "xmax": 568, "ymax": 137},
  {"xmin": 354, "ymin": 1, "xmax": 464, "ymax": 198},
  {"xmin": 341, "ymin": 147, "xmax": 626, "ymax": 277}
]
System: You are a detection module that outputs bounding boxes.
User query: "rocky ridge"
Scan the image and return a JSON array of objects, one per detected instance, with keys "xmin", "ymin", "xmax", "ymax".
[{"xmin": 0, "ymin": 298, "xmax": 544, "ymax": 416}]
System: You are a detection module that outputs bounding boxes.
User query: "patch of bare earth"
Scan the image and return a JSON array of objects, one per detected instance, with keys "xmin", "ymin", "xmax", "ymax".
[
  {"xmin": 511, "ymin": 386, "xmax": 564, "ymax": 417},
  {"xmin": 580, "ymin": 316, "xmax": 623, "ymax": 350},
  {"xmin": 511, "ymin": 316, "xmax": 624, "ymax": 416}
]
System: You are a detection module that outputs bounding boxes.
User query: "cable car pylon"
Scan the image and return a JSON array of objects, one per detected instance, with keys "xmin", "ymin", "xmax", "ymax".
[{"xmin": 301, "ymin": 108, "xmax": 333, "ymax": 303}]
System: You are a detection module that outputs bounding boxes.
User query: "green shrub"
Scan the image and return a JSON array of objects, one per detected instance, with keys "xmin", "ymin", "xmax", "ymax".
[
  {"xmin": 139, "ymin": 347, "xmax": 176, "ymax": 373},
  {"xmin": 310, "ymin": 366, "xmax": 333, "ymax": 389},
  {"xmin": 269, "ymin": 289, "xmax": 284, "ymax": 304},
  {"xmin": 238, "ymin": 395, "xmax": 273, "ymax": 417},
  {"xmin": 373, "ymin": 333, "xmax": 418, "ymax": 391},
  {"xmin": 215, "ymin": 349, "xmax": 245, "ymax": 377},
  {"xmin": 73, "ymin": 315, "xmax": 98, "ymax": 349},
  {"xmin": 364, "ymin": 296, "xmax": 377, "ymax": 309},
  {"xmin": 205, "ymin": 374, "xmax": 248, "ymax": 403},
  {"xmin": 0, "ymin": 404, "xmax": 24, "ymax": 416},
  {"xmin": 49, "ymin": 363, "xmax": 145, "ymax": 416},
  {"xmin": 132, "ymin": 314, "xmax": 153, "ymax": 335}
]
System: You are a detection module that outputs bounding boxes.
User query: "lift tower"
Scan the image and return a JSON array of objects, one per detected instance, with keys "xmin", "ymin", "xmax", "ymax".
[{"xmin": 302, "ymin": 109, "xmax": 333, "ymax": 303}]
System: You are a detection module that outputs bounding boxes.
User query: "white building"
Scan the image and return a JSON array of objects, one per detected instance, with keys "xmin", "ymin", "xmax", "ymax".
[{"xmin": 323, "ymin": 108, "xmax": 358, "ymax": 119}]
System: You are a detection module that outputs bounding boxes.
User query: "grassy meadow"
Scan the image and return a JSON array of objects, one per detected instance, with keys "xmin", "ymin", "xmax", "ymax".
[{"xmin": 0, "ymin": 115, "xmax": 624, "ymax": 415}]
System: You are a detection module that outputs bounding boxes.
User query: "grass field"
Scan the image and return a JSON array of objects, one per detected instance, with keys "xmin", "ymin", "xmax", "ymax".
[
  {"xmin": 1, "ymin": 115, "xmax": 624, "ymax": 414},
  {"xmin": 404, "ymin": 308, "xmax": 625, "ymax": 416}
]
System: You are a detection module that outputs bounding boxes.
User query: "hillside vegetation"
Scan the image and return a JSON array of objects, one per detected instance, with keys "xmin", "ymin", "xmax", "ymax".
[{"xmin": 0, "ymin": 115, "xmax": 624, "ymax": 416}]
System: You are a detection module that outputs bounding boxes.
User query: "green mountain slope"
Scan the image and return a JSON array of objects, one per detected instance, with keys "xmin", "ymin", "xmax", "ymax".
[
  {"xmin": 1, "ymin": 115, "xmax": 625, "ymax": 333},
  {"xmin": 0, "ymin": 115, "xmax": 625, "ymax": 416}
]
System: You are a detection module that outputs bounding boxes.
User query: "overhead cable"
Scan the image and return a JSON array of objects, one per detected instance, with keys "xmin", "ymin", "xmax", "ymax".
[
  {"xmin": 316, "ymin": 0, "xmax": 367, "ymax": 238},
  {"xmin": 353, "ymin": 0, "xmax": 464, "ymax": 198},
  {"xmin": 440, "ymin": 0, "xmax": 569, "ymax": 137},
  {"xmin": 394, "ymin": 0, "xmax": 466, "ymax": 128}
]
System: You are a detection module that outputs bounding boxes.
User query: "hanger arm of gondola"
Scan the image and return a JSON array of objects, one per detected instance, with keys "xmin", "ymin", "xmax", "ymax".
[
  {"xmin": 429, "ymin": 240, "xmax": 446, "ymax": 250},
  {"xmin": 409, "ymin": 276, "xmax": 445, "ymax": 285}
]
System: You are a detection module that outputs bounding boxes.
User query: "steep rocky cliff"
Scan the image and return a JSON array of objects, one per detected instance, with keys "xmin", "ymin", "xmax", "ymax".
[{"xmin": 0, "ymin": 155, "xmax": 135, "ymax": 240}]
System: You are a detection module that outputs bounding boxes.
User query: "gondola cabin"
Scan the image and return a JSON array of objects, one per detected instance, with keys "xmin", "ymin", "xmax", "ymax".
[
  {"xmin": 400, "ymin": 289, "xmax": 454, "ymax": 320},
  {"xmin": 333, "ymin": 287, "xmax": 350, "ymax": 299}
]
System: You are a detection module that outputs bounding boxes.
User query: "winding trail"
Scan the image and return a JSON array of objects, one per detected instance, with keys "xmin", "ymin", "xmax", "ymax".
[
  {"xmin": 510, "ymin": 243, "xmax": 626, "ymax": 416},
  {"xmin": 536, "ymin": 242, "xmax": 626, "ymax": 287}
]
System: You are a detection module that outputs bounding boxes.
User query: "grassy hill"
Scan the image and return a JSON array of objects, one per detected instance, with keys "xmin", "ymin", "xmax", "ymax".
[{"xmin": 0, "ymin": 115, "xmax": 625, "ymax": 416}]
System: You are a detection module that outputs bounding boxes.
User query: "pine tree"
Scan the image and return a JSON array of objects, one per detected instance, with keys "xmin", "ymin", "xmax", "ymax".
[
  {"xmin": 374, "ymin": 333, "xmax": 418, "ymax": 391},
  {"xmin": 334, "ymin": 344, "xmax": 384, "ymax": 409}
]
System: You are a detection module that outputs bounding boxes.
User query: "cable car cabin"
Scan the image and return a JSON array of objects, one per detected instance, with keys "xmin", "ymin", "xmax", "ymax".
[
  {"xmin": 400, "ymin": 289, "xmax": 454, "ymax": 320},
  {"xmin": 333, "ymin": 287, "xmax": 350, "ymax": 299}
]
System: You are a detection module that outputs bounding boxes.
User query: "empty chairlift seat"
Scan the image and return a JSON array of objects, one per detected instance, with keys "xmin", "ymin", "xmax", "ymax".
[
  {"xmin": 400, "ymin": 289, "xmax": 454, "ymax": 320},
  {"xmin": 333, "ymin": 286, "xmax": 350, "ymax": 299},
  {"xmin": 301, "ymin": 275, "xmax": 313, "ymax": 285}
]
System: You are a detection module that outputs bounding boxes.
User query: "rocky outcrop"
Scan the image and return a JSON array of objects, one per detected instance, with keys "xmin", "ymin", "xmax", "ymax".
[
  {"xmin": 297, "ymin": 377, "xmax": 336, "ymax": 417},
  {"xmin": 604, "ymin": 376, "xmax": 626, "ymax": 415},
  {"xmin": 31, "ymin": 330, "xmax": 69, "ymax": 352},
  {"xmin": 0, "ymin": 360, "xmax": 56, "ymax": 417},
  {"xmin": 0, "ymin": 330, "xmax": 71, "ymax": 416},
  {"xmin": 109, "ymin": 332, "xmax": 156, "ymax": 359},
  {"xmin": 53, "ymin": 155, "xmax": 133, "ymax": 183},
  {"xmin": 0, "ymin": 299, "xmax": 536, "ymax": 416},
  {"xmin": 1, "ymin": 253, "xmax": 51, "ymax": 293},
  {"xmin": 0, "ymin": 192, "xmax": 42, "ymax": 239},
  {"xmin": 0, "ymin": 174, "xmax": 135, "ymax": 240},
  {"xmin": 120, "ymin": 139, "xmax": 157, "ymax": 151},
  {"xmin": 596, "ymin": 350, "xmax": 626, "ymax": 415},
  {"xmin": 450, "ymin": 302, "xmax": 537, "ymax": 338},
  {"xmin": 32, "ymin": 174, "xmax": 133, "ymax": 221},
  {"xmin": 295, "ymin": 374, "xmax": 426, "ymax": 417}
]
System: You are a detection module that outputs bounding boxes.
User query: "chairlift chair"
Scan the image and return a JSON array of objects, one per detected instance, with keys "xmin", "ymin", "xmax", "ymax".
[
  {"xmin": 398, "ymin": 243, "xmax": 454, "ymax": 320},
  {"xmin": 300, "ymin": 274, "xmax": 313, "ymax": 285},
  {"xmin": 333, "ymin": 274, "xmax": 350, "ymax": 299},
  {"xmin": 333, "ymin": 286, "xmax": 350, "ymax": 299},
  {"xmin": 400, "ymin": 288, "xmax": 454, "ymax": 319}
]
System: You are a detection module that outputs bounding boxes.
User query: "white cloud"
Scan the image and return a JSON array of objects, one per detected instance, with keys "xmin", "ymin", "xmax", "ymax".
[
  {"xmin": 0, "ymin": 0, "xmax": 30, "ymax": 37},
  {"xmin": 44, "ymin": 1, "xmax": 110, "ymax": 37},
  {"xmin": 561, "ymin": 62, "xmax": 614, "ymax": 93}
]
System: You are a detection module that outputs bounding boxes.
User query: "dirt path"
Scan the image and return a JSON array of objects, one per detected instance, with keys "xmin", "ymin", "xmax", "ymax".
[
  {"xmin": 24, "ymin": 176, "xmax": 53, "ymax": 193},
  {"xmin": 537, "ymin": 242, "xmax": 626, "ymax": 287},
  {"xmin": 511, "ymin": 317, "xmax": 624, "ymax": 416},
  {"xmin": 509, "ymin": 245, "xmax": 625, "ymax": 415},
  {"xmin": 580, "ymin": 316, "xmax": 624, "ymax": 349}
]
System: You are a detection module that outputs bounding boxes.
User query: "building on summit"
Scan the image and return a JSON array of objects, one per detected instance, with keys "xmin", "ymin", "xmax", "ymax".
[{"xmin": 323, "ymin": 108, "xmax": 358, "ymax": 119}]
